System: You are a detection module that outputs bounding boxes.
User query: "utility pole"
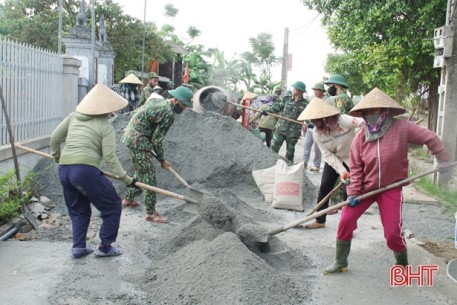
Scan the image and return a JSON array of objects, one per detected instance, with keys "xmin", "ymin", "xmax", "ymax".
[
  {"xmin": 58, "ymin": 0, "xmax": 62, "ymax": 54},
  {"xmin": 141, "ymin": 0, "xmax": 147, "ymax": 80},
  {"xmin": 90, "ymin": 0, "xmax": 95, "ymax": 88},
  {"xmin": 281, "ymin": 27, "xmax": 289, "ymax": 89},
  {"xmin": 434, "ymin": 0, "xmax": 457, "ymax": 185}
]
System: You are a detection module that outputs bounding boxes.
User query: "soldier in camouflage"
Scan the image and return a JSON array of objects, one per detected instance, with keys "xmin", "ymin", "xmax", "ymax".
[
  {"xmin": 264, "ymin": 81, "xmax": 308, "ymax": 162},
  {"xmin": 272, "ymin": 86, "xmax": 283, "ymax": 105},
  {"xmin": 162, "ymin": 81, "xmax": 175, "ymax": 99},
  {"xmin": 121, "ymin": 86, "xmax": 194, "ymax": 223},
  {"xmin": 324, "ymin": 75, "xmax": 354, "ymax": 114},
  {"xmin": 138, "ymin": 72, "xmax": 159, "ymax": 106}
]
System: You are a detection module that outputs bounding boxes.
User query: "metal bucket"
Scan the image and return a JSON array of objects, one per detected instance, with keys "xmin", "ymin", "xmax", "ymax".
[{"xmin": 192, "ymin": 86, "xmax": 240, "ymax": 119}]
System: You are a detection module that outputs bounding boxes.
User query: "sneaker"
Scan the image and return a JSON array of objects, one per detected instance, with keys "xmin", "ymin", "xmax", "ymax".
[{"xmin": 309, "ymin": 166, "xmax": 319, "ymax": 172}]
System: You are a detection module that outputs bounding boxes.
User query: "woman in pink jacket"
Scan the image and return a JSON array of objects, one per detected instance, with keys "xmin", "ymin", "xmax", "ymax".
[{"xmin": 324, "ymin": 88, "xmax": 452, "ymax": 274}]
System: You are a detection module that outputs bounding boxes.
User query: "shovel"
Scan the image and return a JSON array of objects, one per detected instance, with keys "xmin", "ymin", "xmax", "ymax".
[
  {"xmin": 255, "ymin": 163, "xmax": 457, "ymax": 243},
  {"xmin": 13, "ymin": 144, "xmax": 199, "ymax": 205},
  {"xmin": 149, "ymin": 150, "xmax": 207, "ymax": 202},
  {"xmin": 224, "ymin": 100, "xmax": 304, "ymax": 126}
]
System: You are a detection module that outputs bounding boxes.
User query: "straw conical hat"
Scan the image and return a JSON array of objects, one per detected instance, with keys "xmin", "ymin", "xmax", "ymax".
[
  {"xmin": 119, "ymin": 73, "xmax": 143, "ymax": 85},
  {"xmin": 349, "ymin": 87, "xmax": 406, "ymax": 117},
  {"xmin": 298, "ymin": 97, "xmax": 340, "ymax": 120},
  {"xmin": 76, "ymin": 84, "xmax": 128, "ymax": 115},
  {"xmin": 242, "ymin": 91, "xmax": 257, "ymax": 100}
]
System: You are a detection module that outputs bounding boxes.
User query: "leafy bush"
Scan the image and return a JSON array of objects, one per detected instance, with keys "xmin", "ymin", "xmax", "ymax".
[{"xmin": 0, "ymin": 170, "xmax": 37, "ymax": 225}]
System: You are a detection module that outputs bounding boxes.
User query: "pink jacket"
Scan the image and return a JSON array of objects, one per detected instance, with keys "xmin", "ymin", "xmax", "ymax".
[{"xmin": 347, "ymin": 119, "xmax": 449, "ymax": 195}]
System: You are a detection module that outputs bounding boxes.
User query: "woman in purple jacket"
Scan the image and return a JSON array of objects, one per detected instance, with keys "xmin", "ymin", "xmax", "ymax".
[{"xmin": 324, "ymin": 88, "xmax": 453, "ymax": 274}]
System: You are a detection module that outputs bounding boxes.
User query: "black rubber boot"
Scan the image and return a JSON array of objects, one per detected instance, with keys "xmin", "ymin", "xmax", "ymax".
[
  {"xmin": 323, "ymin": 240, "xmax": 351, "ymax": 275},
  {"xmin": 393, "ymin": 249, "xmax": 408, "ymax": 267}
]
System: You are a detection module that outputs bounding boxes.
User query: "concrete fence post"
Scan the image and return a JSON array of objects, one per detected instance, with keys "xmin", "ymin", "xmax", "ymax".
[{"xmin": 62, "ymin": 55, "xmax": 82, "ymax": 117}]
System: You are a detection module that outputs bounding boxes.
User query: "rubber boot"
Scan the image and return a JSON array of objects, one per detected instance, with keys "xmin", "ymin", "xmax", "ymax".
[
  {"xmin": 393, "ymin": 249, "xmax": 408, "ymax": 267},
  {"xmin": 323, "ymin": 240, "xmax": 351, "ymax": 275}
]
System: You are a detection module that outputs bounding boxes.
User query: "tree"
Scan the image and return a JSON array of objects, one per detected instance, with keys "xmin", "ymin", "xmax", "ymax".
[
  {"xmin": 241, "ymin": 33, "xmax": 281, "ymax": 93},
  {"xmin": 0, "ymin": 0, "xmax": 175, "ymax": 82},
  {"xmin": 302, "ymin": 0, "xmax": 446, "ymax": 121}
]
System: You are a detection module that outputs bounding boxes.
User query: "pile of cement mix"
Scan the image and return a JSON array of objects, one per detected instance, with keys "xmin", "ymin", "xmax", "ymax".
[{"xmin": 33, "ymin": 109, "xmax": 317, "ymax": 304}]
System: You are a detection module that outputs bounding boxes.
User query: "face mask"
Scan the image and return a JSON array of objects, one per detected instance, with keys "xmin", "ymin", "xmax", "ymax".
[
  {"xmin": 327, "ymin": 86, "xmax": 337, "ymax": 96},
  {"xmin": 362, "ymin": 111, "xmax": 388, "ymax": 133},
  {"xmin": 363, "ymin": 113, "xmax": 382, "ymax": 125},
  {"xmin": 173, "ymin": 103, "xmax": 184, "ymax": 114}
]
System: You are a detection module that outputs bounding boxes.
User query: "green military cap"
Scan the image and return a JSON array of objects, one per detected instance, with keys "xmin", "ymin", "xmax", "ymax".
[
  {"xmin": 312, "ymin": 82, "xmax": 325, "ymax": 91},
  {"xmin": 169, "ymin": 86, "xmax": 193, "ymax": 108},
  {"xmin": 147, "ymin": 72, "xmax": 159, "ymax": 79},
  {"xmin": 325, "ymin": 75, "xmax": 349, "ymax": 88},
  {"xmin": 291, "ymin": 81, "xmax": 307, "ymax": 93}
]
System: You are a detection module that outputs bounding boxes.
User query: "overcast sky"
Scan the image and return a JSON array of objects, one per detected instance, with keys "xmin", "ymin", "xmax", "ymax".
[{"xmin": 112, "ymin": 0, "xmax": 334, "ymax": 91}]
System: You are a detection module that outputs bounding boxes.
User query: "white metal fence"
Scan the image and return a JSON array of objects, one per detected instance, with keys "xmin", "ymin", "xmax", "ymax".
[{"xmin": 0, "ymin": 39, "xmax": 63, "ymax": 147}]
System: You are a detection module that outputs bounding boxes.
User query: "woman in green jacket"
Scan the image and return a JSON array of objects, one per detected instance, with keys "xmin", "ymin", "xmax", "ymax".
[{"xmin": 50, "ymin": 84, "xmax": 136, "ymax": 259}]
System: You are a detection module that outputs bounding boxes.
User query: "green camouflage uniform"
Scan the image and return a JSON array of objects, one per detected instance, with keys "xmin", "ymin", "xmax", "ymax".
[
  {"xmin": 139, "ymin": 84, "xmax": 155, "ymax": 107},
  {"xmin": 269, "ymin": 96, "xmax": 308, "ymax": 162},
  {"xmin": 161, "ymin": 90, "xmax": 173, "ymax": 99},
  {"xmin": 121, "ymin": 99, "xmax": 174, "ymax": 214},
  {"xmin": 272, "ymin": 94, "xmax": 282, "ymax": 105},
  {"xmin": 327, "ymin": 91, "xmax": 353, "ymax": 114}
]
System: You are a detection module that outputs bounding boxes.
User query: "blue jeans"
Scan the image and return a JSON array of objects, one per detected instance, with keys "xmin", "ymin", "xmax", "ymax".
[
  {"xmin": 58, "ymin": 164, "xmax": 122, "ymax": 248},
  {"xmin": 303, "ymin": 128, "xmax": 321, "ymax": 167}
]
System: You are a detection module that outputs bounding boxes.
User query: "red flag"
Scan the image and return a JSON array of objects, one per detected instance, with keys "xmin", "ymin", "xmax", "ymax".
[
  {"xmin": 151, "ymin": 59, "xmax": 158, "ymax": 73},
  {"xmin": 183, "ymin": 63, "xmax": 189, "ymax": 84}
]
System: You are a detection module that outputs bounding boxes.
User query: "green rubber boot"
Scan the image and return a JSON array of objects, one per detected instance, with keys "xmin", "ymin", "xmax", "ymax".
[
  {"xmin": 323, "ymin": 240, "xmax": 351, "ymax": 275},
  {"xmin": 393, "ymin": 249, "xmax": 408, "ymax": 267}
]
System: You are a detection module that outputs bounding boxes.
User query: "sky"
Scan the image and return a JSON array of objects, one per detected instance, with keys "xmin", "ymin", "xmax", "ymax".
[{"xmin": 115, "ymin": 0, "xmax": 334, "ymax": 91}]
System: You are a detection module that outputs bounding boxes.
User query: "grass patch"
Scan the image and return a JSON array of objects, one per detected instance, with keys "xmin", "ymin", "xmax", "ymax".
[
  {"xmin": 0, "ymin": 170, "xmax": 37, "ymax": 225},
  {"xmin": 414, "ymin": 176, "xmax": 457, "ymax": 215}
]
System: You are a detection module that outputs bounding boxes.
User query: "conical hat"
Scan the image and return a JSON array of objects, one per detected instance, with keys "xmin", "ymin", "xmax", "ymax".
[
  {"xmin": 349, "ymin": 87, "xmax": 406, "ymax": 117},
  {"xmin": 119, "ymin": 73, "xmax": 143, "ymax": 85},
  {"xmin": 298, "ymin": 97, "xmax": 340, "ymax": 120},
  {"xmin": 242, "ymin": 91, "xmax": 257, "ymax": 100},
  {"xmin": 76, "ymin": 84, "xmax": 128, "ymax": 115}
]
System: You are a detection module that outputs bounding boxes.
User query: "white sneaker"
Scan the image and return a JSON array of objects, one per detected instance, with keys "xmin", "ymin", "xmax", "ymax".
[{"xmin": 309, "ymin": 166, "xmax": 319, "ymax": 172}]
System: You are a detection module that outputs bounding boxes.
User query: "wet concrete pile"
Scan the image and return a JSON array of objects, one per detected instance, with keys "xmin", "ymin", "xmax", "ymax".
[{"xmin": 33, "ymin": 109, "xmax": 318, "ymax": 304}]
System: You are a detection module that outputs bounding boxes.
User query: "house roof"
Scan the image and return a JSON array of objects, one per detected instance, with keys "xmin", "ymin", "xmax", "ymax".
[{"xmin": 166, "ymin": 41, "xmax": 188, "ymax": 55}]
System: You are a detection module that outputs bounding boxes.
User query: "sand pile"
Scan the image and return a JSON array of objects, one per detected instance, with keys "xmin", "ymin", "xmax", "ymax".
[{"xmin": 33, "ymin": 109, "xmax": 317, "ymax": 304}]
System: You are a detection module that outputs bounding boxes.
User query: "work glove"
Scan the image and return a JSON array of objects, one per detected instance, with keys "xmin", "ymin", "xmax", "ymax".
[
  {"xmin": 261, "ymin": 110, "xmax": 269, "ymax": 116},
  {"xmin": 128, "ymin": 178, "xmax": 139, "ymax": 189},
  {"xmin": 347, "ymin": 195, "xmax": 360, "ymax": 208},
  {"xmin": 340, "ymin": 171, "xmax": 351, "ymax": 183},
  {"xmin": 307, "ymin": 122, "xmax": 315, "ymax": 129},
  {"xmin": 435, "ymin": 161, "xmax": 454, "ymax": 173}
]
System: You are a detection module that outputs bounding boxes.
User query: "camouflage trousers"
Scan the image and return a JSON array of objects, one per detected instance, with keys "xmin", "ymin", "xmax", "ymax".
[
  {"xmin": 125, "ymin": 148, "xmax": 157, "ymax": 214},
  {"xmin": 271, "ymin": 132, "xmax": 299, "ymax": 162}
]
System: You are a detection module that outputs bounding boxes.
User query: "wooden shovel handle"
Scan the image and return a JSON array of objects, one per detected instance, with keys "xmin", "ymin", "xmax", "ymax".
[
  {"xmin": 167, "ymin": 166, "xmax": 191, "ymax": 188},
  {"xmin": 225, "ymin": 100, "xmax": 304, "ymax": 126},
  {"xmin": 307, "ymin": 180, "xmax": 346, "ymax": 216},
  {"xmin": 13, "ymin": 143, "xmax": 199, "ymax": 204},
  {"xmin": 268, "ymin": 162, "xmax": 457, "ymax": 236}
]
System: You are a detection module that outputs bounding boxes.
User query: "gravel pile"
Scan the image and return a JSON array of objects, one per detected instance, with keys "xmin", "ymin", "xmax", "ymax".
[{"xmin": 32, "ymin": 109, "xmax": 317, "ymax": 304}]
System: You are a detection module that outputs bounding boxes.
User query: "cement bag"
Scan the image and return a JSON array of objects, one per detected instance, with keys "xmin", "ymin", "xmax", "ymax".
[
  {"xmin": 252, "ymin": 165, "xmax": 276, "ymax": 203},
  {"xmin": 272, "ymin": 160, "xmax": 304, "ymax": 211}
]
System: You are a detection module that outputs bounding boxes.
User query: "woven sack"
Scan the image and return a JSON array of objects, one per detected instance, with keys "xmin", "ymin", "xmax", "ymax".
[{"xmin": 272, "ymin": 159, "xmax": 304, "ymax": 211}]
